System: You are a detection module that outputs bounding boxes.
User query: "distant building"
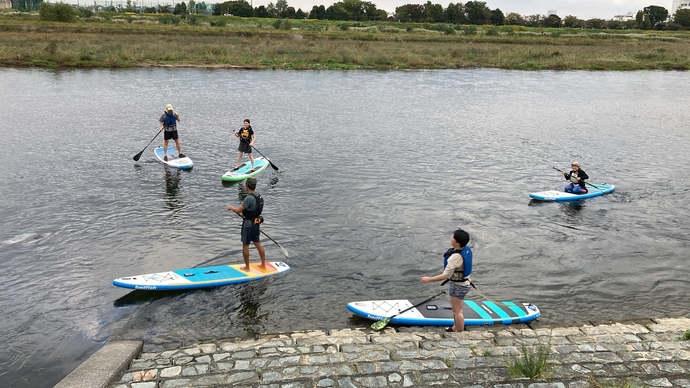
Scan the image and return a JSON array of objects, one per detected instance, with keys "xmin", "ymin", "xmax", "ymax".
[
  {"xmin": 1, "ymin": 0, "xmax": 12, "ymax": 9},
  {"xmin": 547, "ymin": 9, "xmax": 557, "ymax": 16},
  {"xmin": 612, "ymin": 12, "xmax": 635, "ymax": 21},
  {"xmin": 671, "ymin": 0, "xmax": 690, "ymax": 16}
]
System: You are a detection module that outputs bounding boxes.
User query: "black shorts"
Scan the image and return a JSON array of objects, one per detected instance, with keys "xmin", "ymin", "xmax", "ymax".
[
  {"xmin": 164, "ymin": 128, "xmax": 178, "ymax": 140},
  {"xmin": 238, "ymin": 141, "xmax": 252, "ymax": 153}
]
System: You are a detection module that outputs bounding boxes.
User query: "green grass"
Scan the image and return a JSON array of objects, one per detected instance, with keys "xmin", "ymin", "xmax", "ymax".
[
  {"xmin": 680, "ymin": 329, "xmax": 690, "ymax": 340},
  {"xmin": 1, "ymin": 12, "xmax": 690, "ymax": 70},
  {"xmin": 506, "ymin": 340, "xmax": 553, "ymax": 379}
]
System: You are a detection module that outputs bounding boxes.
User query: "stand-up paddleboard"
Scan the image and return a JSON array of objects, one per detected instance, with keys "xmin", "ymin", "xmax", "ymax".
[
  {"xmin": 222, "ymin": 157, "xmax": 270, "ymax": 182},
  {"xmin": 154, "ymin": 146, "xmax": 194, "ymax": 170},
  {"xmin": 529, "ymin": 183, "xmax": 615, "ymax": 202},
  {"xmin": 347, "ymin": 298, "xmax": 540, "ymax": 326},
  {"xmin": 113, "ymin": 261, "xmax": 289, "ymax": 291}
]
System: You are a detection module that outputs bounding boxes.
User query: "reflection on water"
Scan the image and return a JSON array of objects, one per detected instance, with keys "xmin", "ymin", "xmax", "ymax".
[
  {"xmin": 163, "ymin": 166, "xmax": 183, "ymax": 214},
  {"xmin": 236, "ymin": 281, "xmax": 270, "ymax": 337}
]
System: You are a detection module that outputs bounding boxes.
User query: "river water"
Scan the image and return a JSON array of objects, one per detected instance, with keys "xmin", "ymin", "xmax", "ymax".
[{"xmin": 0, "ymin": 68, "xmax": 688, "ymax": 387}]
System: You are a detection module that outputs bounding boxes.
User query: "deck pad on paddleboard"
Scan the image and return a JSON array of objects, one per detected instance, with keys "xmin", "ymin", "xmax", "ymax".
[
  {"xmin": 222, "ymin": 157, "xmax": 270, "ymax": 182},
  {"xmin": 113, "ymin": 261, "xmax": 289, "ymax": 291},
  {"xmin": 154, "ymin": 146, "xmax": 194, "ymax": 169},
  {"xmin": 347, "ymin": 298, "xmax": 539, "ymax": 326},
  {"xmin": 529, "ymin": 183, "xmax": 615, "ymax": 202}
]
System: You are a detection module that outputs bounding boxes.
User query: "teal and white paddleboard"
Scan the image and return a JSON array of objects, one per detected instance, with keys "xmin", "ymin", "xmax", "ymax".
[
  {"xmin": 222, "ymin": 157, "xmax": 270, "ymax": 182},
  {"xmin": 113, "ymin": 261, "xmax": 290, "ymax": 291},
  {"xmin": 347, "ymin": 298, "xmax": 540, "ymax": 326},
  {"xmin": 154, "ymin": 146, "xmax": 193, "ymax": 169},
  {"xmin": 529, "ymin": 183, "xmax": 615, "ymax": 202}
]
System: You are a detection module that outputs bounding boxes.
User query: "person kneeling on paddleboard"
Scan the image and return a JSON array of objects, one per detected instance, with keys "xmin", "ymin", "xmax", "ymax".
[
  {"xmin": 227, "ymin": 177, "xmax": 267, "ymax": 272},
  {"xmin": 562, "ymin": 161, "xmax": 589, "ymax": 194},
  {"xmin": 421, "ymin": 228, "xmax": 472, "ymax": 333},
  {"xmin": 159, "ymin": 104, "xmax": 186, "ymax": 161}
]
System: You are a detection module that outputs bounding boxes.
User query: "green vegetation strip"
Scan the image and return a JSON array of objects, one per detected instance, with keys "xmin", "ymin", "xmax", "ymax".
[{"xmin": 1, "ymin": 13, "xmax": 690, "ymax": 70}]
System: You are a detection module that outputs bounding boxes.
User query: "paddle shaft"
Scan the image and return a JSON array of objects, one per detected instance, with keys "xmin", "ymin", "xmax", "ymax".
[
  {"xmin": 388, "ymin": 291, "xmax": 446, "ymax": 320},
  {"xmin": 552, "ymin": 167, "xmax": 600, "ymax": 190},
  {"xmin": 236, "ymin": 134, "xmax": 279, "ymax": 171},
  {"xmin": 133, "ymin": 128, "xmax": 163, "ymax": 161}
]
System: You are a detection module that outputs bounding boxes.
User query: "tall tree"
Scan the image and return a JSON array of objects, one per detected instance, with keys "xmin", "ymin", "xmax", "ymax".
[
  {"xmin": 674, "ymin": 8, "xmax": 690, "ymax": 27},
  {"xmin": 643, "ymin": 5, "xmax": 669, "ymax": 29},
  {"xmin": 489, "ymin": 8, "xmax": 504, "ymax": 25},
  {"xmin": 444, "ymin": 2, "xmax": 466, "ymax": 24},
  {"xmin": 464, "ymin": 1, "xmax": 490, "ymax": 24},
  {"xmin": 562, "ymin": 15, "xmax": 582, "ymax": 28}
]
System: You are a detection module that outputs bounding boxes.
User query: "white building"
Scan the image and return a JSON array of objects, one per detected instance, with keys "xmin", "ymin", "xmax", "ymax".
[
  {"xmin": 0, "ymin": 0, "xmax": 12, "ymax": 9},
  {"xmin": 671, "ymin": 0, "xmax": 690, "ymax": 16},
  {"xmin": 612, "ymin": 12, "xmax": 635, "ymax": 21}
]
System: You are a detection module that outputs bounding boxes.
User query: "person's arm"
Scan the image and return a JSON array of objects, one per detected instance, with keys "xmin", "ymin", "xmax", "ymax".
[
  {"xmin": 421, "ymin": 274, "xmax": 447, "ymax": 283},
  {"xmin": 227, "ymin": 204, "xmax": 245, "ymax": 214},
  {"xmin": 580, "ymin": 170, "xmax": 589, "ymax": 180},
  {"xmin": 175, "ymin": 112, "xmax": 180, "ymax": 122},
  {"xmin": 249, "ymin": 133, "xmax": 256, "ymax": 147}
]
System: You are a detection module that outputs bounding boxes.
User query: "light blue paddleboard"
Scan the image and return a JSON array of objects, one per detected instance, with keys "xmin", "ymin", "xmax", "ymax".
[
  {"xmin": 529, "ymin": 183, "xmax": 615, "ymax": 202},
  {"xmin": 113, "ymin": 261, "xmax": 290, "ymax": 291},
  {"xmin": 347, "ymin": 298, "xmax": 540, "ymax": 326},
  {"xmin": 154, "ymin": 146, "xmax": 194, "ymax": 170},
  {"xmin": 222, "ymin": 157, "xmax": 270, "ymax": 182}
]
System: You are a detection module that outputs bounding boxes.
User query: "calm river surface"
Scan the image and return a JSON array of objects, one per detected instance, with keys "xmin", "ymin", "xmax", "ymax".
[{"xmin": 0, "ymin": 68, "xmax": 689, "ymax": 387}]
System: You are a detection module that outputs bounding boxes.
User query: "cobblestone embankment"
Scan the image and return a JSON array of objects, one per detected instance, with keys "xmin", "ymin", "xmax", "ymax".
[{"xmin": 61, "ymin": 318, "xmax": 690, "ymax": 388}]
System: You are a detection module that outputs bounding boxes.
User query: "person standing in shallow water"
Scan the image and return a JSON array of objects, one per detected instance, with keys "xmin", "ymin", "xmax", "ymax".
[
  {"xmin": 233, "ymin": 119, "xmax": 256, "ymax": 171},
  {"xmin": 421, "ymin": 228, "xmax": 472, "ymax": 333},
  {"xmin": 227, "ymin": 177, "xmax": 267, "ymax": 272},
  {"xmin": 562, "ymin": 161, "xmax": 589, "ymax": 194},
  {"xmin": 159, "ymin": 104, "xmax": 185, "ymax": 161}
]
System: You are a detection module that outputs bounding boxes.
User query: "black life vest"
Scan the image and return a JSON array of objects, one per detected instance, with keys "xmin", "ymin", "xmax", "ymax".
[
  {"xmin": 163, "ymin": 111, "xmax": 176, "ymax": 126},
  {"xmin": 242, "ymin": 193, "xmax": 263, "ymax": 220},
  {"xmin": 443, "ymin": 246, "xmax": 472, "ymax": 282}
]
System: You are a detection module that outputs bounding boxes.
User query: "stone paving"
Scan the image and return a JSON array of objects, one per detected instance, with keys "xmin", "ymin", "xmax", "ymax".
[{"xmin": 111, "ymin": 318, "xmax": 690, "ymax": 388}]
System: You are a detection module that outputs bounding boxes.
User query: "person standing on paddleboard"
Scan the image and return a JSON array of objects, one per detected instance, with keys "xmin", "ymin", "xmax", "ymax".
[
  {"xmin": 159, "ymin": 104, "xmax": 186, "ymax": 161},
  {"xmin": 227, "ymin": 177, "xmax": 267, "ymax": 272},
  {"xmin": 233, "ymin": 119, "xmax": 256, "ymax": 172},
  {"xmin": 421, "ymin": 228, "xmax": 472, "ymax": 333},
  {"xmin": 562, "ymin": 161, "xmax": 589, "ymax": 194}
]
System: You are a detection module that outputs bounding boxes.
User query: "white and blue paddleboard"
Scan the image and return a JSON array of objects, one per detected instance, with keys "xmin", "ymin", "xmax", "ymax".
[
  {"xmin": 154, "ymin": 146, "xmax": 193, "ymax": 170},
  {"xmin": 222, "ymin": 157, "xmax": 270, "ymax": 182},
  {"xmin": 113, "ymin": 261, "xmax": 290, "ymax": 291},
  {"xmin": 347, "ymin": 298, "xmax": 540, "ymax": 327},
  {"xmin": 529, "ymin": 183, "xmax": 615, "ymax": 202}
]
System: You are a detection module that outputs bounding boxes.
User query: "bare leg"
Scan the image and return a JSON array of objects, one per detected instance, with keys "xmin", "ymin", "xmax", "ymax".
[
  {"xmin": 240, "ymin": 244, "xmax": 250, "ymax": 271},
  {"xmin": 174, "ymin": 139, "xmax": 182, "ymax": 155},
  {"xmin": 163, "ymin": 139, "xmax": 169, "ymax": 156},
  {"xmin": 249, "ymin": 153, "xmax": 255, "ymax": 170},
  {"xmin": 450, "ymin": 296, "xmax": 465, "ymax": 332},
  {"xmin": 254, "ymin": 241, "xmax": 266, "ymax": 268},
  {"xmin": 235, "ymin": 152, "xmax": 243, "ymax": 169}
]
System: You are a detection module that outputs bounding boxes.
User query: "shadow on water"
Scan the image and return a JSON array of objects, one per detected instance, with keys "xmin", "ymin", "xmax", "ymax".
[{"xmin": 113, "ymin": 289, "xmax": 192, "ymax": 308}]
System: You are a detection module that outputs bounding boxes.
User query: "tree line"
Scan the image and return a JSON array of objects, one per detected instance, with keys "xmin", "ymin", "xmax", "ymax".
[{"xmin": 33, "ymin": 0, "xmax": 690, "ymax": 30}]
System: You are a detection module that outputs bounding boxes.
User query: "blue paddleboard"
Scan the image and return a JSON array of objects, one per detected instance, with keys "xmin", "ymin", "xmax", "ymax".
[{"xmin": 529, "ymin": 183, "xmax": 615, "ymax": 202}]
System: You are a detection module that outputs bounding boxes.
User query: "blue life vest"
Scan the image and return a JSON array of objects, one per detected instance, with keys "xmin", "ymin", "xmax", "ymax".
[
  {"xmin": 443, "ymin": 246, "xmax": 472, "ymax": 280},
  {"xmin": 163, "ymin": 111, "xmax": 177, "ymax": 126}
]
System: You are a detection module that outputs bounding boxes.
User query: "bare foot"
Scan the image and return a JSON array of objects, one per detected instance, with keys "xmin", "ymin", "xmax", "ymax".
[
  {"xmin": 239, "ymin": 266, "xmax": 250, "ymax": 272},
  {"xmin": 258, "ymin": 264, "xmax": 267, "ymax": 269}
]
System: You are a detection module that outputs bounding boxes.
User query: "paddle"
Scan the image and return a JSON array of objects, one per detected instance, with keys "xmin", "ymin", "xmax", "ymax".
[
  {"xmin": 235, "ymin": 213, "xmax": 289, "ymax": 258},
  {"xmin": 371, "ymin": 291, "xmax": 446, "ymax": 331},
  {"xmin": 133, "ymin": 128, "xmax": 163, "ymax": 161},
  {"xmin": 552, "ymin": 167, "xmax": 601, "ymax": 190},
  {"xmin": 235, "ymin": 133, "xmax": 279, "ymax": 171}
]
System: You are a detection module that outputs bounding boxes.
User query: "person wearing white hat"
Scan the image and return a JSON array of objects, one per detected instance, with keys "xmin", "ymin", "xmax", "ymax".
[{"xmin": 159, "ymin": 104, "xmax": 186, "ymax": 161}]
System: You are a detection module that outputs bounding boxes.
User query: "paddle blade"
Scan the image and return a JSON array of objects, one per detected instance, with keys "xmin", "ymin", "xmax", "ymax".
[
  {"xmin": 371, "ymin": 317, "xmax": 391, "ymax": 331},
  {"xmin": 267, "ymin": 159, "xmax": 279, "ymax": 171},
  {"xmin": 133, "ymin": 151, "xmax": 143, "ymax": 161},
  {"xmin": 280, "ymin": 246, "xmax": 289, "ymax": 258}
]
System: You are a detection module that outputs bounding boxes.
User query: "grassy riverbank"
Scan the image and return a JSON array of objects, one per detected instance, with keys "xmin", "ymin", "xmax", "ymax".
[{"xmin": 2, "ymin": 11, "xmax": 690, "ymax": 70}]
